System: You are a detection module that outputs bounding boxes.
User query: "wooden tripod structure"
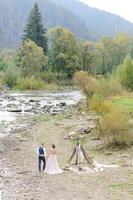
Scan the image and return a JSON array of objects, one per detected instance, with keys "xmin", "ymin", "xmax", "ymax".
[{"xmin": 67, "ymin": 140, "xmax": 95, "ymax": 167}]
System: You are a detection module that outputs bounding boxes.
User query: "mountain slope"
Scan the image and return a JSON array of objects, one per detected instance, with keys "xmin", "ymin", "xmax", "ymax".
[
  {"xmin": 0, "ymin": 0, "xmax": 133, "ymax": 49},
  {"xmin": 53, "ymin": 0, "xmax": 133, "ymax": 37},
  {"xmin": 0, "ymin": 0, "xmax": 95, "ymax": 49}
]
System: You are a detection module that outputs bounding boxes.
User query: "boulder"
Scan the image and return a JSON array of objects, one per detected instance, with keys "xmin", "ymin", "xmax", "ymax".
[
  {"xmin": 60, "ymin": 102, "xmax": 67, "ymax": 107},
  {"xmin": 6, "ymin": 103, "xmax": 18, "ymax": 108},
  {"xmin": 23, "ymin": 107, "xmax": 33, "ymax": 112},
  {"xmin": 64, "ymin": 131, "xmax": 77, "ymax": 140},
  {"xmin": 6, "ymin": 108, "xmax": 22, "ymax": 112},
  {"xmin": 50, "ymin": 106, "xmax": 62, "ymax": 115},
  {"xmin": 64, "ymin": 134, "xmax": 70, "ymax": 140},
  {"xmin": 6, "ymin": 104, "xmax": 22, "ymax": 112},
  {"xmin": 68, "ymin": 131, "xmax": 77, "ymax": 137},
  {"xmin": 76, "ymin": 126, "xmax": 93, "ymax": 135},
  {"xmin": 29, "ymin": 99, "xmax": 40, "ymax": 103},
  {"xmin": 84, "ymin": 127, "xmax": 92, "ymax": 134}
]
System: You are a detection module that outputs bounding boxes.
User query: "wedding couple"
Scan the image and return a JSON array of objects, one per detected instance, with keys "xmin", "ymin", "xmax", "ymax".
[{"xmin": 37, "ymin": 143, "xmax": 63, "ymax": 174}]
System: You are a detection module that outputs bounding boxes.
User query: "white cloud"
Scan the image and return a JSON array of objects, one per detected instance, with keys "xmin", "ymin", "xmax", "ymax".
[{"xmin": 80, "ymin": 0, "xmax": 133, "ymax": 22}]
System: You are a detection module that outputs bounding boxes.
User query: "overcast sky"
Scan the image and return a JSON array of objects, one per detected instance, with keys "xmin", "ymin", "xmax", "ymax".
[{"xmin": 80, "ymin": 0, "xmax": 133, "ymax": 23}]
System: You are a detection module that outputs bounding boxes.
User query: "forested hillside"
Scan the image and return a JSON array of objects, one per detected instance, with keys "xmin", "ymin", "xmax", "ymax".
[
  {"xmin": 54, "ymin": 0, "xmax": 133, "ymax": 37},
  {"xmin": 0, "ymin": 0, "xmax": 133, "ymax": 48},
  {"xmin": 0, "ymin": 0, "xmax": 94, "ymax": 48}
]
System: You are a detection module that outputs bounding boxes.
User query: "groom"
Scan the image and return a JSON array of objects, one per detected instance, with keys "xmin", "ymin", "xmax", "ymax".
[{"xmin": 37, "ymin": 143, "xmax": 46, "ymax": 171}]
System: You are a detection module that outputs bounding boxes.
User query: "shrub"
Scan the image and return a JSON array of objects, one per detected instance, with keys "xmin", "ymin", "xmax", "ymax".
[
  {"xmin": 16, "ymin": 77, "xmax": 44, "ymax": 90},
  {"xmin": 4, "ymin": 65, "xmax": 21, "ymax": 88},
  {"xmin": 90, "ymin": 95, "xmax": 113, "ymax": 115},
  {"xmin": 0, "ymin": 72, "xmax": 4, "ymax": 90},
  {"xmin": 98, "ymin": 108, "xmax": 132, "ymax": 148},
  {"xmin": 96, "ymin": 77, "xmax": 122, "ymax": 97},
  {"xmin": 40, "ymin": 72, "xmax": 56, "ymax": 83},
  {"xmin": 43, "ymin": 83, "xmax": 59, "ymax": 91},
  {"xmin": 73, "ymin": 71, "xmax": 97, "ymax": 96}
]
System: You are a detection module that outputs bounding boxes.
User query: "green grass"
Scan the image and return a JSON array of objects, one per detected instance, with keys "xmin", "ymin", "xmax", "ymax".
[
  {"xmin": 109, "ymin": 183, "xmax": 133, "ymax": 190},
  {"xmin": 33, "ymin": 113, "xmax": 73, "ymax": 122},
  {"xmin": 112, "ymin": 97, "xmax": 133, "ymax": 112}
]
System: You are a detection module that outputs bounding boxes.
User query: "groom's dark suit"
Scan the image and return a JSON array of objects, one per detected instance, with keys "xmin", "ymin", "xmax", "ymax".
[{"xmin": 38, "ymin": 145, "xmax": 46, "ymax": 171}]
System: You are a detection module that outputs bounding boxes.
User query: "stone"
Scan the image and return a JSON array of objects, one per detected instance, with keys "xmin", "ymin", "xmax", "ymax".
[
  {"xmin": 6, "ymin": 108, "xmax": 22, "ymax": 112},
  {"xmin": 29, "ymin": 99, "xmax": 40, "ymax": 103},
  {"xmin": 68, "ymin": 131, "xmax": 77, "ymax": 137},
  {"xmin": 60, "ymin": 102, "xmax": 66, "ymax": 107},
  {"xmin": 64, "ymin": 134, "xmax": 70, "ymax": 140},
  {"xmin": 64, "ymin": 131, "xmax": 77, "ymax": 139},
  {"xmin": 19, "ymin": 139, "xmax": 29, "ymax": 142},
  {"xmin": 24, "ymin": 107, "xmax": 33, "ymax": 112},
  {"xmin": 14, "ymin": 148, "xmax": 20, "ymax": 151},
  {"xmin": 105, "ymin": 152, "xmax": 112, "ymax": 156},
  {"xmin": 91, "ymin": 137, "xmax": 101, "ymax": 141},
  {"xmin": 84, "ymin": 127, "xmax": 92, "ymax": 134}
]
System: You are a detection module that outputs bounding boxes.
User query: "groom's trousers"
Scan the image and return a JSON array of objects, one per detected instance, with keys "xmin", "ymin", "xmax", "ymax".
[{"xmin": 38, "ymin": 156, "xmax": 46, "ymax": 171}]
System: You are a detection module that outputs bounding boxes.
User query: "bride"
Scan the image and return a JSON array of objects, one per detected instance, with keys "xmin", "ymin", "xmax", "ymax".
[{"xmin": 45, "ymin": 144, "xmax": 63, "ymax": 174}]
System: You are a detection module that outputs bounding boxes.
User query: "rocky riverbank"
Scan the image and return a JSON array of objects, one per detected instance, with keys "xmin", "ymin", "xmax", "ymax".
[
  {"xmin": 1, "ymin": 91, "xmax": 133, "ymax": 200},
  {"xmin": 0, "ymin": 90, "xmax": 84, "ymax": 138},
  {"xmin": 1, "ymin": 111, "xmax": 133, "ymax": 200}
]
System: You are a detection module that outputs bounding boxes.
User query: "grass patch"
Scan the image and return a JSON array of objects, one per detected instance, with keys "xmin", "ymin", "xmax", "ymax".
[
  {"xmin": 109, "ymin": 183, "xmax": 133, "ymax": 190},
  {"xmin": 112, "ymin": 97, "xmax": 133, "ymax": 112},
  {"xmin": 33, "ymin": 113, "xmax": 73, "ymax": 122},
  {"xmin": 53, "ymin": 113, "xmax": 73, "ymax": 121},
  {"xmin": 33, "ymin": 115, "xmax": 50, "ymax": 122}
]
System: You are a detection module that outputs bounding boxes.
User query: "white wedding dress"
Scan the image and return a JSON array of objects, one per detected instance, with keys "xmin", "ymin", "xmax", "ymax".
[{"xmin": 45, "ymin": 149, "xmax": 63, "ymax": 175}]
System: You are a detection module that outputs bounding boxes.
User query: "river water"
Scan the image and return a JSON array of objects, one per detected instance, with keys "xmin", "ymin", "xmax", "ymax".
[{"xmin": 0, "ymin": 90, "xmax": 84, "ymax": 138}]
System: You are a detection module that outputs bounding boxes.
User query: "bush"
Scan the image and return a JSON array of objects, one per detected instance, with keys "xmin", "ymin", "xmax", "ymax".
[
  {"xmin": 16, "ymin": 77, "xmax": 44, "ymax": 90},
  {"xmin": 98, "ymin": 108, "xmax": 132, "ymax": 148},
  {"xmin": 90, "ymin": 95, "xmax": 113, "ymax": 115},
  {"xmin": 96, "ymin": 77, "xmax": 122, "ymax": 97},
  {"xmin": 73, "ymin": 71, "xmax": 97, "ymax": 96},
  {"xmin": 4, "ymin": 65, "xmax": 21, "ymax": 88},
  {"xmin": 43, "ymin": 83, "xmax": 59, "ymax": 91},
  {"xmin": 0, "ymin": 72, "xmax": 4, "ymax": 90},
  {"xmin": 40, "ymin": 72, "xmax": 56, "ymax": 83},
  {"xmin": 0, "ymin": 59, "xmax": 8, "ymax": 71}
]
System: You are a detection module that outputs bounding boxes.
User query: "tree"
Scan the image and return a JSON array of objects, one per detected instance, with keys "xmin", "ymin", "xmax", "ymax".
[
  {"xmin": 92, "ymin": 34, "xmax": 133, "ymax": 75},
  {"xmin": 79, "ymin": 41, "xmax": 95, "ymax": 72},
  {"xmin": 119, "ymin": 56, "xmax": 133, "ymax": 91},
  {"xmin": 17, "ymin": 39, "xmax": 48, "ymax": 77},
  {"xmin": 93, "ymin": 37, "xmax": 120, "ymax": 74},
  {"xmin": 48, "ymin": 27, "xmax": 79, "ymax": 78},
  {"xmin": 22, "ymin": 3, "xmax": 48, "ymax": 54},
  {"xmin": 0, "ymin": 49, "xmax": 16, "ymax": 71}
]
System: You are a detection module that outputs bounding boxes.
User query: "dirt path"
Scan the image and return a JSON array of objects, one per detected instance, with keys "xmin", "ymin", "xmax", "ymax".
[{"xmin": 1, "ymin": 113, "xmax": 133, "ymax": 200}]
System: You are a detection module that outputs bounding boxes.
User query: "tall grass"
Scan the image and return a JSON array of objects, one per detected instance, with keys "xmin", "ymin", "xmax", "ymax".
[
  {"xmin": 96, "ymin": 77, "xmax": 122, "ymax": 97},
  {"xmin": 98, "ymin": 107, "xmax": 132, "ymax": 148}
]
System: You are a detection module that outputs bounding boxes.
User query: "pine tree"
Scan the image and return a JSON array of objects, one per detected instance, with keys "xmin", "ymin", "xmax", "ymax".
[{"xmin": 22, "ymin": 3, "xmax": 48, "ymax": 54}]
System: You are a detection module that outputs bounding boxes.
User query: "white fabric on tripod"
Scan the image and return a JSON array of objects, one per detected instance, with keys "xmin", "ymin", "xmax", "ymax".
[{"xmin": 76, "ymin": 143, "xmax": 84, "ymax": 162}]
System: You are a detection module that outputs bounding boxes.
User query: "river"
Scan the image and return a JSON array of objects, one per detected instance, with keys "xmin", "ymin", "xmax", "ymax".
[{"xmin": 0, "ymin": 90, "xmax": 84, "ymax": 138}]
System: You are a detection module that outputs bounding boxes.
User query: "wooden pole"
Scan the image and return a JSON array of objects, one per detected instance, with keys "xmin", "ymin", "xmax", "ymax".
[
  {"xmin": 66, "ymin": 140, "xmax": 95, "ymax": 168},
  {"xmin": 81, "ymin": 146, "xmax": 94, "ymax": 167},
  {"xmin": 67, "ymin": 147, "xmax": 76, "ymax": 165}
]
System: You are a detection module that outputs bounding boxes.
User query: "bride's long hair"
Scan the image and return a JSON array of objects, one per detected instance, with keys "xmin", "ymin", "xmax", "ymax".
[{"xmin": 52, "ymin": 144, "xmax": 56, "ymax": 149}]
